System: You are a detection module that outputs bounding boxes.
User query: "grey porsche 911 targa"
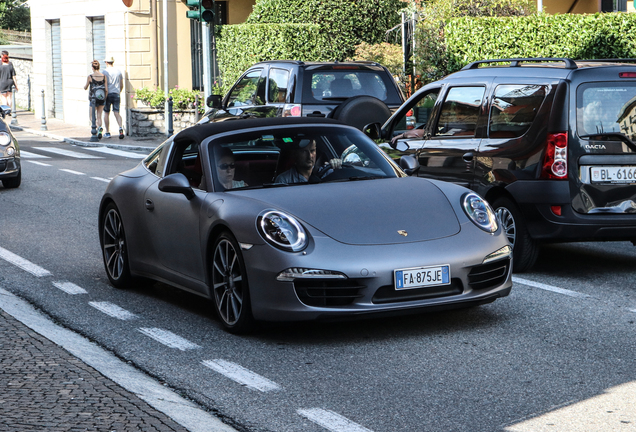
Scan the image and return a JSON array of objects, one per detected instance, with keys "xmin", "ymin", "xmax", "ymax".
[{"xmin": 99, "ymin": 117, "xmax": 512, "ymax": 333}]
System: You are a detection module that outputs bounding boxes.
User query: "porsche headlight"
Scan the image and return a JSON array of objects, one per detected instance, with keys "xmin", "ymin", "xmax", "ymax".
[
  {"xmin": 0, "ymin": 132, "xmax": 11, "ymax": 146},
  {"xmin": 462, "ymin": 192, "xmax": 498, "ymax": 233},
  {"xmin": 257, "ymin": 210, "xmax": 308, "ymax": 252}
]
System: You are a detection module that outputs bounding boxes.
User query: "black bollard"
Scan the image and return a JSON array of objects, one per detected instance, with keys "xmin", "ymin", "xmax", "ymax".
[{"xmin": 167, "ymin": 96, "xmax": 174, "ymax": 137}]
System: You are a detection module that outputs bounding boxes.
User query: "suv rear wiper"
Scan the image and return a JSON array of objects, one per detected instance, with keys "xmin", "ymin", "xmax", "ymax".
[{"xmin": 580, "ymin": 132, "xmax": 636, "ymax": 152}]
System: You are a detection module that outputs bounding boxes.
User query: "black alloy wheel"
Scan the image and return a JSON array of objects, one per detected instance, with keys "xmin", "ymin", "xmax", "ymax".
[
  {"xmin": 493, "ymin": 196, "xmax": 539, "ymax": 272},
  {"xmin": 102, "ymin": 203, "xmax": 133, "ymax": 288},
  {"xmin": 211, "ymin": 231, "xmax": 253, "ymax": 333}
]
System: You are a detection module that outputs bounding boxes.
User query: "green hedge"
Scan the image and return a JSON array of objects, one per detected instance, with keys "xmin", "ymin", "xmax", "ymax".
[
  {"xmin": 217, "ymin": 23, "xmax": 329, "ymax": 92},
  {"xmin": 445, "ymin": 13, "xmax": 636, "ymax": 74}
]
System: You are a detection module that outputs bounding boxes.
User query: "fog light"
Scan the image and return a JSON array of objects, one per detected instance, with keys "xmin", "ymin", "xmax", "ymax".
[
  {"xmin": 276, "ymin": 268, "xmax": 347, "ymax": 281},
  {"xmin": 483, "ymin": 245, "xmax": 512, "ymax": 264},
  {"xmin": 6, "ymin": 147, "xmax": 15, "ymax": 156}
]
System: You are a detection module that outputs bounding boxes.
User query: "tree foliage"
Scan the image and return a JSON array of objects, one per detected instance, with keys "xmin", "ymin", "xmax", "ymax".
[{"xmin": 0, "ymin": 0, "xmax": 30, "ymax": 32}]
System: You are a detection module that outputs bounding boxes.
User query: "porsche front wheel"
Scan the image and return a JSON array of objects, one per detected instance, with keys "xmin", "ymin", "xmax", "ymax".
[
  {"xmin": 101, "ymin": 203, "xmax": 133, "ymax": 288},
  {"xmin": 211, "ymin": 231, "xmax": 254, "ymax": 333}
]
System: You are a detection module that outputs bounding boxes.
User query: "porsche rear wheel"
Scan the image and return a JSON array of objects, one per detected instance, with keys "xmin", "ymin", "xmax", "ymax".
[
  {"xmin": 101, "ymin": 203, "xmax": 133, "ymax": 288},
  {"xmin": 211, "ymin": 231, "xmax": 253, "ymax": 333}
]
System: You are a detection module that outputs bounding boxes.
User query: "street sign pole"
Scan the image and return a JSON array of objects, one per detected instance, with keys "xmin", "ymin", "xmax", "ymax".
[{"xmin": 202, "ymin": 21, "xmax": 212, "ymax": 100}]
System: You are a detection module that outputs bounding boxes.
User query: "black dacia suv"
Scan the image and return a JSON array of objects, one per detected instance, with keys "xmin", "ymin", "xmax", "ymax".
[
  {"xmin": 201, "ymin": 60, "xmax": 404, "ymax": 130},
  {"xmin": 376, "ymin": 58, "xmax": 636, "ymax": 271}
]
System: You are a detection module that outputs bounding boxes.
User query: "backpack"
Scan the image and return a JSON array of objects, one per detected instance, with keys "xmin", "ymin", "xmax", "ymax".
[{"xmin": 90, "ymin": 77, "xmax": 106, "ymax": 101}]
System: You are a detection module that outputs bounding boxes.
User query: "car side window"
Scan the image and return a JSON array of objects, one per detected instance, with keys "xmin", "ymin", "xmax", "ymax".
[
  {"xmin": 394, "ymin": 91, "xmax": 439, "ymax": 135},
  {"xmin": 268, "ymin": 68, "xmax": 290, "ymax": 103},
  {"xmin": 168, "ymin": 141, "xmax": 204, "ymax": 189},
  {"xmin": 227, "ymin": 69, "xmax": 264, "ymax": 108},
  {"xmin": 489, "ymin": 85, "xmax": 548, "ymax": 138},
  {"xmin": 435, "ymin": 87, "xmax": 485, "ymax": 137}
]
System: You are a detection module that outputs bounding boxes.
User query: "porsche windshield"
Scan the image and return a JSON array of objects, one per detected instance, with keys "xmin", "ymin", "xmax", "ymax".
[{"xmin": 209, "ymin": 126, "xmax": 403, "ymax": 191}]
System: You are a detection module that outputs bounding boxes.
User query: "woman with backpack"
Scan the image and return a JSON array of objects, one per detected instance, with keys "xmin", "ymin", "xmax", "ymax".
[
  {"xmin": 0, "ymin": 50, "xmax": 18, "ymax": 107},
  {"xmin": 84, "ymin": 60, "xmax": 108, "ymax": 139}
]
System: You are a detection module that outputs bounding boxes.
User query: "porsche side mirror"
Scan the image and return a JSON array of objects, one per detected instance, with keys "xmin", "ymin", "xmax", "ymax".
[
  {"xmin": 158, "ymin": 173, "xmax": 195, "ymax": 200},
  {"xmin": 363, "ymin": 122, "xmax": 381, "ymax": 140},
  {"xmin": 399, "ymin": 155, "xmax": 420, "ymax": 176},
  {"xmin": 206, "ymin": 94, "xmax": 222, "ymax": 109}
]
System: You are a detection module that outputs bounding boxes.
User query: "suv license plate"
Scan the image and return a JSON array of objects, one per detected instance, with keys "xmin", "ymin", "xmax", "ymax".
[
  {"xmin": 590, "ymin": 166, "xmax": 636, "ymax": 184},
  {"xmin": 395, "ymin": 265, "xmax": 450, "ymax": 290}
]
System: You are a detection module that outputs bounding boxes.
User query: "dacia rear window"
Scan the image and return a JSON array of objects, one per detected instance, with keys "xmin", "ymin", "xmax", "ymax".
[
  {"xmin": 577, "ymin": 83, "xmax": 636, "ymax": 141},
  {"xmin": 302, "ymin": 69, "xmax": 402, "ymax": 105}
]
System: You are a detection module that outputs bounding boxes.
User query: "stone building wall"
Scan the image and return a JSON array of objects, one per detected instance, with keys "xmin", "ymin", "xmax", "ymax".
[
  {"xmin": 129, "ymin": 108, "xmax": 199, "ymax": 137},
  {"xmin": 8, "ymin": 55, "xmax": 33, "ymax": 111}
]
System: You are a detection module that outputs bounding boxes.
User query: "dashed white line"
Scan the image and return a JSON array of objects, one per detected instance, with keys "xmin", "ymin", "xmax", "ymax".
[
  {"xmin": 25, "ymin": 160, "xmax": 52, "ymax": 167},
  {"xmin": 52, "ymin": 281, "xmax": 88, "ymax": 295},
  {"xmin": 89, "ymin": 301, "xmax": 138, "ymax": 320},
  {"xmin": 201, "ymin": 359, "xmax": 282, "ymax": 392},
  {"xmin": 138, "ymin": 327, "xmax": 201, "ymax": 351},
  {"xmin": 59, "ymin": 169, "xmax": 86, "ymax": 175},
  {"xmin": 91, "ymin": 177, "xmax": 111, "ymax": 183},
  {"xmin": 20, "ymin": 150, "xmax": 51, "ymax": 159},
  {"xmin": 513, "ymin": 276, "xmax": 591, "ymax": 299},
  {"xmin": 86, "ymin": 146, "xmax": 147, "ymax": 158},
  {"xmin": 0, "ymin": 246, "xmax": 51, "ymax": 277},
  {"xmin": 33, "ymin": 147, "xmax": 103, "ymax": 159},
  {"xmin": 298, "ymin": 408, "xmax": 373, "ymax": 432}
]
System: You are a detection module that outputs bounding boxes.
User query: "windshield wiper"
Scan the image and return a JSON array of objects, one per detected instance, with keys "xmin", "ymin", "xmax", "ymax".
[{"xmin": 580, "ymin": 132, "xmax": 636, "ymax": 152}]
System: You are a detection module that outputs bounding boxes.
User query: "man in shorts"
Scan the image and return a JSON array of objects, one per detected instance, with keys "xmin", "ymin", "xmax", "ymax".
[{"xmin": 102, "ymin": 56, "xmax": 124, "ymax": 139}]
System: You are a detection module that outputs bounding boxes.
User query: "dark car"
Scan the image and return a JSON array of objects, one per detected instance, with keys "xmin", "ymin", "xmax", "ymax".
[
  {"xmin": 200, "ymin": 60, "xmax": 405, "ymax": 130},
  {"xmin": 374, "ymin": 58, "xmax": 636, "ymax": 271},
  {"xmin": 99, "ymin": 117, "xmax": 511, "ymax": 333},
  {"xmin": 0, "ymin": 106, "xmax": 20, "ymax": 189}
]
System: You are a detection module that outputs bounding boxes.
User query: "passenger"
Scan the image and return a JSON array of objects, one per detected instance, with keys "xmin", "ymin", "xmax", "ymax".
[
  {"xmin": 216, "ymin": 147, "xmax": 246, "ymax": 189},
  {"xmin": 275, "ymin": 139, "xmax": 342, "ymax": 184}
]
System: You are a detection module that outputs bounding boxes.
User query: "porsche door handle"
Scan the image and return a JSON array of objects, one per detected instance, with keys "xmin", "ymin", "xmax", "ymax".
[
  {"xmin": 145, "ymin": 199, "xmax": 155, "ymax": 211},
  {"xmin": 462, "ymin": 152, "xmax": 474, "ymax": 162}
]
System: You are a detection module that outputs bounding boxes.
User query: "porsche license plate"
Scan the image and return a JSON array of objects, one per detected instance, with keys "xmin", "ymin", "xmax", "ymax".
[
  {"xmin": 590, "ymin": 166, "xmax": 636, "ymax": 184},
  {"xmin": 395, "ymin": 265, "xmax": 450, "ymax": 290}
]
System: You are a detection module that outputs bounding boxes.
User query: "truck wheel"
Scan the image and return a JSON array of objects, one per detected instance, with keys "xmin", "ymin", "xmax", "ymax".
[{"xmin": 492, "ymin": 197, "xmax": 539, "ymax": 272}]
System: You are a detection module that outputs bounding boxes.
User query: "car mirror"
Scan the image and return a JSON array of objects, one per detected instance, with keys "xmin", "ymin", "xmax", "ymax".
[
  {"xmin": 158, "ymin": 173, "xmax": 196, "ymax": 200},
  {"xmin": 399, "ymin": 155, "xmax": 420, "ymax": 176},
  {"xmin": 395, "ymin": 141, "xmax": 411, "ymax": 152},
  {"xmin": 363, "ymin": 122, "xmax": 381, "ymax": 140},
  {"xmin": 206, "ymin": 94, "xmax": 222, "ymax": 109}
]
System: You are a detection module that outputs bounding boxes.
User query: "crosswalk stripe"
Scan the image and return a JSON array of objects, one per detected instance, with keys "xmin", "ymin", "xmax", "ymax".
[
  {"xmin": 0, "ymin": 246, "xmax": 52, "ymax": 277},
  {"xmin": 297, "ymin": 409, "xmax": 373, "ymax": 432},
  {"xmin": 33, "ymin": 147, "xmax": 103, "ymax": 159},
  {"xmin": 138, "ymin": 328, "xmax": 201, "ymax": 351},
  {"xmin": 26, "ymin": 160, "xmax": 52, "ymax": 166},
  {"xmin": 20, "ymin": 150, "xmax": 51, "ymax": 159},
  {"xmin": 85, "ymin": 146, "xmax": 148, "ymax": 158}
]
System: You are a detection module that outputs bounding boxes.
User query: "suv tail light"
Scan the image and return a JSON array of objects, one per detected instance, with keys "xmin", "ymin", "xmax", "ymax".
[
  {"xmin": 540, "ymin": 132, "xmax": 568, "ymax": 179},
  {"xmin": 283, "ymin": 104, "xmax": 302, "ymax": 117},
  {"xmin": 619, "ymin": 72, "xmax": 636, "ymax": 78}
]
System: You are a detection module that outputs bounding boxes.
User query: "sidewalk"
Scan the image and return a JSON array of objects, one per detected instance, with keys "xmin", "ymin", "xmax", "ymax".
[
  {"xmin": 9, "ymin": 110, "xmax": 166, "ymax": 152},
  {"xmin": 0, "ymin": 289, "xmax": 237, "ymax": 432}
]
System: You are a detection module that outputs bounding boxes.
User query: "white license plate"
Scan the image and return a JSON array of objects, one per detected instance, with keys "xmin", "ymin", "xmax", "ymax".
[
  {"xmin": 394, "ymin": 265, "xmax": 450, "ymax": 290},
  {"xmin": 590, "ymin": 166, "xmax": 636, "ymax": 184}
]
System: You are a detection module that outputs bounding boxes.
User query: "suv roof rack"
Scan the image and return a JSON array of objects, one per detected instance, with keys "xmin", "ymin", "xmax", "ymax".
[
  {"xmin": 577, "ymin": 59, "xmax": 636, "ymax": 64},
  {"xmin": 462, "ymin": 58, "xmax": 578, "ymax": 70}
]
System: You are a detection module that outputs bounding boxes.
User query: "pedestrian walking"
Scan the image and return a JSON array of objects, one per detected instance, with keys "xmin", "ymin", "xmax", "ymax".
[
  {"xmin": 101, "ymin": 55, "xmax": 124, "ymax": 139},
  {"xmin": 0, "ymin": 50, "xmax": 18, "ymax": 107},
  {"xmin": 84, "ymin": 60, "xmax": 108, "ymax": 139}
]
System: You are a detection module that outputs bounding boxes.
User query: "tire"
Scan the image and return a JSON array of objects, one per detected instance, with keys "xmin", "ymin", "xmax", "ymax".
[
  {"xmin": 329, "ymin": 96, "xmax": 392, "ymax": 131},
  {"xmin": 492, "ymin": 196, "xmax": 539, "ymax": 272},
  {"xmin": 211, "ymin": 231, "xmax": 254, "ymax": 334},
  {"xmin": 101, "ymin": 202, "xmax": 134, "ymax": 288},
  {"xmin": 2, "ymin": 170, "xmax": 21, "ymax": 188}
]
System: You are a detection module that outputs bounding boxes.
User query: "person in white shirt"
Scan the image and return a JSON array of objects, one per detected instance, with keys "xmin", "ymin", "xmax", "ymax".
[{"xmin": 102, "ymin": 56, "xmax": 124, "ymax": 139}]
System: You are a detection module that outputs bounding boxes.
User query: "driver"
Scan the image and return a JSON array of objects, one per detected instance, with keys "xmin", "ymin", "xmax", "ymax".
[{"xmin": 275, "ymin": 139, "xmax": 342, "ymax": 184}]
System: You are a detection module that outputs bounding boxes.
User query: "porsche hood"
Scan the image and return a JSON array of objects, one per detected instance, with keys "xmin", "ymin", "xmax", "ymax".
[{"xmin": 237, "ymin": 177, "xmax": 461, "ymax": 245}]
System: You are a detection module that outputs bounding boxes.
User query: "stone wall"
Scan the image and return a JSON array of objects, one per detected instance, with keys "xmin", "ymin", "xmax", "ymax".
[
  {"xmin": 129, "ymin": 108, "xmax": 200, "ymax": 137},
  {"xmin": 8, "ymin": 55, "xmax": 32, "ymax": 111}
]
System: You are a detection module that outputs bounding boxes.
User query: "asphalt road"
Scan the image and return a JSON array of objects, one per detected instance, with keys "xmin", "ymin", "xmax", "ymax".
[{"xmin": 1, "ymin": 131, "xmax": 636, "ymax": 432}]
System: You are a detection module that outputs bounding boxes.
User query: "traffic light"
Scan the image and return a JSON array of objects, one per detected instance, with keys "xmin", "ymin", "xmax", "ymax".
[{"xmin": 185, "ymin": 0, "xmax": 215, "ymax": 23}]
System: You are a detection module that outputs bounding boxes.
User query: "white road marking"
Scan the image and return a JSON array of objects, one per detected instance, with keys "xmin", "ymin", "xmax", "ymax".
[
  {"xmin": 85, "ymin": 146, "xmax": 147, "ymax": 158},
  {"xmin": 25, "ymin": 160, "xmax": 52, "ymax": 166},
  {"xmin": 138, "ymin": 327, "xmax": 201, "ymax": 351},
  {"xmin": 512, "ymin": 276, "xmax": 591, "ymax": 299},
  {"xmin": 59, "ymin": 169, "xmax": 86, "ymax": 175},
  {"xmin": 0, "ymin": 288, "xmax": 237, "ymax": 432},
  {"xmin": 201, "ymin": 359, "xmax": 282, "ymax": 392},
  {"xmin": 298, "ymin": 409, "xmax": 373, "ymax": 432},
  {"xmin": 89, "ymin": 301, "xmax": 138, "ymax": 320},
  {"xmin": 91, "ymin": 177, "xmax": 111, "ymax": 183},
  {"xmin": 20, "ymin": 150, "xmax": 51, "ymax": 159},
  {"xmin": 0, "ymin": 246, "xmax": 51, "ymax": 277},
  {"xmin": 52, "ymin": 281, "xmax": 87, "ymax": 295},
  {"xmin": 33, "ymin": 147, "xmax": 103, "ymax": 159}
]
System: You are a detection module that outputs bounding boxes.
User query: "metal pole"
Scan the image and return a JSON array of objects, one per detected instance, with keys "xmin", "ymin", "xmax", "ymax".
[
  {"xmin": 163, "ymin": 0, "xmax": 170, "ymax": 136},
  {"xmin": 90, "ymin": 102, "xmax": 99, "ymax": 142},
  {"xmin": 202, "ymin": 21, "xmax": 211, "ymax": 100},
  {"xmin": 167, "ymin": 96, "xmax": 173, "ymax": 137},
  {"xmin": 10, "ymin": 88, "xmax": 17, "ymax": 126},
  {"xmin": 195, "ymin": 94, "xmax": 201, "ymax": 122},
  {"xmin": 27, "ymin": 74, "xmax": 31, "ymax": 111},
  {"xmin": 40, "ymin": 89, "xmax": 47, "ymax": 131}
]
